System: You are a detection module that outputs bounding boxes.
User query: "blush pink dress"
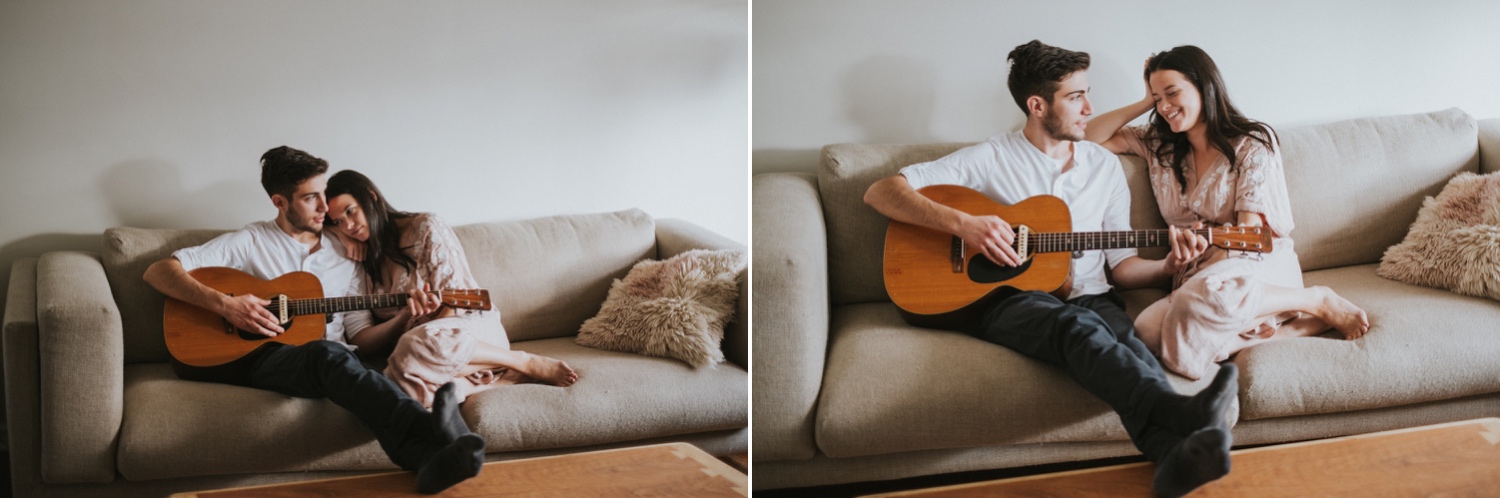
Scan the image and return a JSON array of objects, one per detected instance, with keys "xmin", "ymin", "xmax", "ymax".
[
  {"xmin": 1120, "ymin": 125, "xmax": 1304, "ymax": 380},
  {"xmin": 367, "ymin": 213, "xmax": 520, "ymax": 407}
]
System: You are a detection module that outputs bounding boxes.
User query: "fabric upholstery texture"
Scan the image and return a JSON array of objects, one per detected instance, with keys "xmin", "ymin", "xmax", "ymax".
[
  {"xmin": 35, "ymin": 252, "xmax": 125, "ymax": 483},
  {"xmin": 576, "ymin": 249, "xmax": 745, "ymax": 368},
  {"xmin": 1238, "ymin": 264, "xmax": 1500, "ymax": 419},
  {"xmin": 1377, "ymin": 171, "xmax": 1500, "ymax": 300},
  {"xmin": 454, "ymin": 210, "xmax": 655, "ymax": 342},
  {"xmin": 460, "ymin": 338, "xmax": 748, "ymax": 451},
  {"xmin": 1279, "ymin": 108, "xmax": 1478, "ymax": 271},
  {"xmin": 1481, "ymin": 118, "xmax": 1500, "ymax": 175},
  {"xmin": 750, "ymin": 173, "xmax": 830, "ymax": 461},
  {"xmin": 814, "ymin": 303, "xmax": 1217, "ymax": 458}
]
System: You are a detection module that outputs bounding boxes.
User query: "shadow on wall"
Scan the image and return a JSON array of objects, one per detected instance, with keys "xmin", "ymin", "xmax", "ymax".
[{"xmin": 100, "ymin": 159, "xmax": 269, "ymax": 229}]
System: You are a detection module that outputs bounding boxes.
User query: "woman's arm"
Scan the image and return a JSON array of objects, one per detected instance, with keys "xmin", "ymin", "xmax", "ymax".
[{"xmin": 1087, "ymin": 96, "xmax": 1154, "ymax": 154}]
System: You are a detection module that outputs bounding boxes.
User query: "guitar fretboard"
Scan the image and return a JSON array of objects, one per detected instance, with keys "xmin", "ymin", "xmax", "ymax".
[
  {"xmin": 1027, "ymin": 229, "xmax": 1212, "ymax": 253},
  {"xmin": 266, "ymin": 294, "xmax": 412, "ymax": 316}
]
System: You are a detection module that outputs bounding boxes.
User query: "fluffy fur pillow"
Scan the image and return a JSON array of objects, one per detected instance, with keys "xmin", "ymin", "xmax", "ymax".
[
  {"xmin": 576, "ymin": 249, "xmax": 746, "ymax": 368},
  {"xmin": 1377, "ymin": 171, "xmax": 1500, "ymax": 300}
]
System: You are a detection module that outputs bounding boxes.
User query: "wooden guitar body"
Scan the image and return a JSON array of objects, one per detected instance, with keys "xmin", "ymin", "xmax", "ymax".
[
  {"xmin": 164, "ymin": 268, "xmax": 326, "ymax": 368},
  {"xmin": 882, "ymin": 185, "xmax": 1272, "ymax": 330},
  {"xmin": 884, "ymin": 187, "xmax": 1072, "ymax": 329}
]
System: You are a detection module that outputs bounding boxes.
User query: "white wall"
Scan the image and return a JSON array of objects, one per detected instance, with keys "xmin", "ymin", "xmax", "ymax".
[
  {"xmin": 754, "ymin": 0, "xmax": 1500, "ymax": 174},
  {"xmin": 0, "ymin": 1, "xmax": 748, "ymax": 317}
]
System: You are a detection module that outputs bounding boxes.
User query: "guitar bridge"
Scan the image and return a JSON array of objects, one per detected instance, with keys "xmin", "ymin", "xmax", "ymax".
[
  {"xmin": 951, "ymin": 236, "xmax": 964, "ymax": 273},
  {"xmin": 1014, "ymin": 225, "xmax": 1030, "ymax": 260}
]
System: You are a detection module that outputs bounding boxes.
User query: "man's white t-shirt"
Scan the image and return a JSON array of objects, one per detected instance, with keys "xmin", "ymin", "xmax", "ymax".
[
  {"xmin": 899, "ymin": 131, "xmax": 1137, "ymax": 300},
  {"xmin": 173, "ymin": 220, "xmax": 370, "ymax": 346}
]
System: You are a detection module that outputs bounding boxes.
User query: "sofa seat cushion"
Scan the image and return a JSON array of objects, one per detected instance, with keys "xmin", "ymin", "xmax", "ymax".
[
  {"xmin": 118, "ymin": 338, "xmax": 747, "ymax": 481},
  {"xmin": 118, "ymin": 363, "xmax": 391, "ymax": 481},
  {"xmin": 1236, "ymin": 264, "xmax": 1500, "ymax": 420},
  {"xmin": 462, "ymin": 337, "xmax": 748, "ymax": 451},
  {"xmin": 815, "ymin": 303, "xmax": 1214, "ymax": 459}
]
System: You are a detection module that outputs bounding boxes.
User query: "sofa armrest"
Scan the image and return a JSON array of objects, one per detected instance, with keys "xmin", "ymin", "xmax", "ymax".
[
  {"xmin": 751, "ymin": 173, "xmax": 830, "ymax": 461},
  {"xmin": 31, "ymin": 251, "xmax": 125, "ymax": 483},
  {"xmin": 5, "ymin": 258, "xmax": 44, "ymax": 493},
  {"xmin": 654, "ymin": 219, "xmax": 749, "ymax": 369},
  {"xmin": 1480, "ymin": 118, "xmax": 1500, "ymax": 174}
]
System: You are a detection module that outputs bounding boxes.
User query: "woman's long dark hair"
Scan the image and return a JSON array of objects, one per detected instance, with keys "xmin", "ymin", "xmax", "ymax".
[
  {"xmin": 325, "ymin": 170, "xmax": 416, "ymax": 287},
  {"xmin": 1144, "ymin": 45, "xmax": 1276, "ymax": 193}
]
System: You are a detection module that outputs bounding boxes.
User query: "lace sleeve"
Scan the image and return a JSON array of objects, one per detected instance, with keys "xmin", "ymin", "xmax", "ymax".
[
  {"xmin": 1233, "ymin": 135, "xmax": 1296, "ymax": 237},
  {"xmin": 1120, "ymin": 125, "xmax": 1156, "ymax": 159},
  {"xmin": 410, "ymin": 214, "xmax": 480, "ymax": 292}
]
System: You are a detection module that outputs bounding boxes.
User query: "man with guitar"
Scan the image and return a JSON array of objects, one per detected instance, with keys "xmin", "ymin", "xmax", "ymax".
[
  {"xmin": 142, "ymin": 146, "xmax": 483, "ymax": 493},
  {"xmin": 864, "ymin": 41, "xmax": 1235, "ymax": 498}
]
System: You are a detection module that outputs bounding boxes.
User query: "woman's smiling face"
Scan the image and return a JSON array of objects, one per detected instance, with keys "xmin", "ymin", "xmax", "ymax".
[{"xmin": 1149, "ymin": 69, "xmax": 1202, "ymax": 133}]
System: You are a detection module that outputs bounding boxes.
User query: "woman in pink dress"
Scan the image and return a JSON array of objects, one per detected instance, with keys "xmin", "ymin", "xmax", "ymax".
[
  {"xmin": 1087, "ymin": 46, "xmax": 1370, "ymax": 380},
  {"xmin": 326, "ymin": 170, "xmax": 577, "ymax": 407}
]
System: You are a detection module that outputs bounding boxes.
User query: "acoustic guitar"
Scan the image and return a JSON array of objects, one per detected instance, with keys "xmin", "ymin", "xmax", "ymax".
[
  {"xmin": 883, "ymin": 185, "xmax": 1274, "ymax": 329},
  {"xmin": 164, "ymin": 266, "xmax": 491, "ymax": 367}
]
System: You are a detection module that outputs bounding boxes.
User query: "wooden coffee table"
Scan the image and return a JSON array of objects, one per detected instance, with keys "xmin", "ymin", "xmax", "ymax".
[
  {"xmin": 867, "ymin": 418, "xmax": 1500, "ymax": 497},
  {"xmin": 170, "ymin": 442, "xmax": 746, "ymax": 497}
]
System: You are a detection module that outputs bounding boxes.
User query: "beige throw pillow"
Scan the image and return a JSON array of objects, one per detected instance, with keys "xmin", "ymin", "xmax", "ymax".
[
  {"xmin": 1377, "ymin": 171, "xmax": 1500, "ymax": 300},
  {"xmin": 576, "ymin": 249, "xmax": 746, "ymax": 368}
]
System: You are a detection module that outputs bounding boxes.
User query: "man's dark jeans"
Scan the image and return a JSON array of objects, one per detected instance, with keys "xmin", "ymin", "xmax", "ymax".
[
  {"xmin": 179, "ymin": 340, "xmax": 435, "ymax": 470},
  {"xmin": 965, "ymin": 290, "xmax": 1180, "ymax": 461}
]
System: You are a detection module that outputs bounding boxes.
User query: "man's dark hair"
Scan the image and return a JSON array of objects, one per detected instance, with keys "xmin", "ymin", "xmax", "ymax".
[
  {"xmin": 1006, "ymin": 40, "xmax": 1091, "ymax": 113},
  {"xmin": 260, "ymin": 146, "xmax": 328, "ymax": 200}
]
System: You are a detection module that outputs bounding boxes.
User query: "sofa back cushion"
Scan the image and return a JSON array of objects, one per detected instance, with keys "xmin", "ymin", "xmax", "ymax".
[
  {"xmin": 1280, "ymin": 108, "xmax": 1478, "ymax": 271},
  {"xmin": 103, "ymin": 209, "xmax": 655, "ymax": 363},
  {"xmin": 454, "ymin": 209, "xmax": 656, "ymax": 342}
]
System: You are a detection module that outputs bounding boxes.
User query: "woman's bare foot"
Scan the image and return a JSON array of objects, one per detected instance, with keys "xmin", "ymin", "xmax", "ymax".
[
  {"xmin": 1278, "ymin": 314, "xmax": 1331, "ymax": 339},
  {"xmin": 519, "ymin": 352, "xmax": 578, "ymax": 387},
  {"xmin": 1313, "ymin": 287, "xmax": 1370, "ymax": 339}
]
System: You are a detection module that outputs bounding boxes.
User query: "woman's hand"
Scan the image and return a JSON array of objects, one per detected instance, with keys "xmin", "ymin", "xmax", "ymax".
[
  {"xmin": 406, "ymin": 282, "xmax": 442, "ymax": 320},
  {"xmin": 1165, "ymin": 223, "xmax": 1210, "ymax": 275}
]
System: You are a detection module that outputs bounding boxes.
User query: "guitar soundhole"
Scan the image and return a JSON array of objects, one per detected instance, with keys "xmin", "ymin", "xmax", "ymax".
[{"xmin": 967, "ymin": 256, "xmax": 1033, "ymax": 283}]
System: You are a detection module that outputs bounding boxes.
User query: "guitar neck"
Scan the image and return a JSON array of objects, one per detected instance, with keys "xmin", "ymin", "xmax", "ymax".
[
  {"xmin": 1026, "ymin": 228, "xmax": 1211, "ymax": 253},
  {"xmin": 276, "ymin": 293, "xmax": 412, "ymax": 316}
]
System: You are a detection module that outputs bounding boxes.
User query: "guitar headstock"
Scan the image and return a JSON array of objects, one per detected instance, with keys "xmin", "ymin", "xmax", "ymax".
[
  {"xmin": 1208, "ymin": 225, "xmax": 1274, "ymax": 253},
  {"xmin": 440, "ymin": 289, "xmax": 492, "ymax": 310}
]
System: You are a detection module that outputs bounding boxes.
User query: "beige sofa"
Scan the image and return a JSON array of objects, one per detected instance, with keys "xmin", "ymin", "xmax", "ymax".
[
  {"xmin": 751, "ymin": 108, "xmax": 1500, "ymax": 489},
  {"xmin": 4, "ymin": 209, "xmax": 747, "ymax": 497}
]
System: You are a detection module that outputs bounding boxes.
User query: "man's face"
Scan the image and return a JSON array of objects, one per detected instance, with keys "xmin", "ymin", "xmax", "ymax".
[
  {"xmin": 1041, "ymin": 70, "xmax": 1093, "ymax": 142},
  {"xmin": 275, "ymin": 174, "xmax": 328, "ymax": 235}
]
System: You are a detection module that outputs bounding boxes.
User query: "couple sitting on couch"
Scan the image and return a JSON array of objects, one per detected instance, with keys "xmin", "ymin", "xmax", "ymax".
[
  {"xmin": 141, "ymin": 146, "xmax": 577, "ymax": 493},
  {"xmin": 863, "ymin": 40, "xmax": 1371, "ymax": 497}
]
